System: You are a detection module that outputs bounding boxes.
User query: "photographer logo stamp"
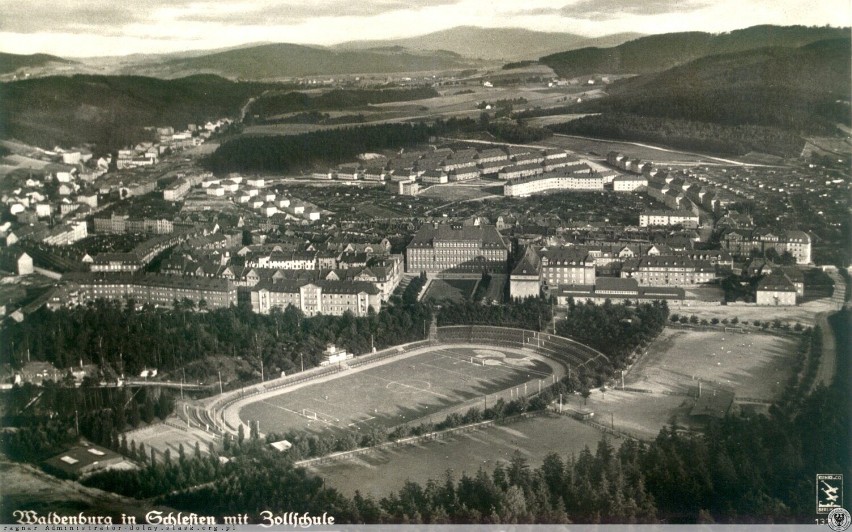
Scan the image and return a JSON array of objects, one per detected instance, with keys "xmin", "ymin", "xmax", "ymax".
[
  {"xmin": 827, "ymin": 508, "xmax": 851, "ymax": 532},
  {"xmin": 819, "ymin": 474, "xmax": 844, "ymax": 514}
]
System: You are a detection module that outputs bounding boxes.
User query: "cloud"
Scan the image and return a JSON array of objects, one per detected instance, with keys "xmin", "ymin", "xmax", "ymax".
[
  {"xmin": 0, "ymin": 1, "xmax": 147, "ymax": 33},
  {"xmin": 172, "ymin": 0, "xmax": 466, "ymax": 25},
  {"xmin": 560, "ymin": 0, "xmax": 712, "ymax": 20}
]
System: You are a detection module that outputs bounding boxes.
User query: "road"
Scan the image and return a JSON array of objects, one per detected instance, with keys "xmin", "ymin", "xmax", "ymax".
[{"xmin": 811, "ymin": 272, "xmax": 848, "ymax": 391}]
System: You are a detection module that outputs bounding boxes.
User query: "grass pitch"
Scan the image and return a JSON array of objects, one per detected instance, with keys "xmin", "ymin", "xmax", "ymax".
[
  {"xmin": 238, "ymin": 346, "xmax": 555, "ymax": 436},
  {"xmin": 309, "ymin": 413, "xmax": 611, "ymax": 498},
  {"xmin": 626, "ymin": 328, "xmax": 798, "ymax": 400}
]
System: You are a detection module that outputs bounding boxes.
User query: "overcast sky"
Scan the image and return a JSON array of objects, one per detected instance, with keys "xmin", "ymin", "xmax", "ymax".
[{"xmin": 0, "ymin": 0, "xmax": 848, "ymax": 57}]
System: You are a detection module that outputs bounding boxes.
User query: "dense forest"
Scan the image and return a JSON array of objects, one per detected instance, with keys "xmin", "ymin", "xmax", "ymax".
[
  {"xmin": 437, "ymin": 297, "xmax": 552, "ymax": 331},
  {"xmin": 0, "ymin": 74, "xmax": 279, "ymax": 151},
  {"xmin": 556, "ymin": 299, "xmax": 669, "ymax": 371},
  {"xmin": 572, "ymin": 39, "xmax": 851, "ymax": 135},
  {"xmin": 540, "ymin": 25, "xmax": 850, "ymax": 78},
  {"xmin": 207, "ymin": 118, "xmax": 478, "ymax": 174},
  {"xmin": 248, "ymin": 87, "xmax": 439, "ymax": 120},
  {"xmin": 550, "ymin": 113, "xmax": 805, "ymax": 157},
  {"xmin": 0, "ymin": 298, "xmax": 431, "ymax": 382}
]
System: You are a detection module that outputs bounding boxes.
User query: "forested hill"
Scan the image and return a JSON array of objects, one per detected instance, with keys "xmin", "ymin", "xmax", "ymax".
[
  {"xmin": 0, "ymin": 74, "xmax": 277, "ymax": 151},
  {"xmin": 0, "ymin": 52, "xmax": 74, "ymax": 75},
  {"xmin": 549, "ymin": 39, "xmax": 851, "ymax": 158},
  {"xmin": 540, "ymin": 25, "xmax": 850, "ymax": 78},
  {"xmin": 130, "ymin": 43, "xmax": 472, "ymax": 79},
  {"xmin": 575, "ymin": 38, "xmax": 852, "ymax": 134}
]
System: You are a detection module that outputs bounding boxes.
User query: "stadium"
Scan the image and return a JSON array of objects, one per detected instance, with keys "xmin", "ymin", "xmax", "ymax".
[{"xmin": 188, "ymin": 326, "xmax": 608, "ymax": 438}]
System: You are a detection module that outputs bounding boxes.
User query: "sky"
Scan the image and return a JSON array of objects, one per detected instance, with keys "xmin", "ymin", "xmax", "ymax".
[{"xmin": 0, "ymin": 0, "xmax": 849, "ymax": 57}]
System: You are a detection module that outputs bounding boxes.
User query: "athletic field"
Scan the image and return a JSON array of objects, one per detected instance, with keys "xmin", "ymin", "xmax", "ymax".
[{"xmin": 238, "ymin": 346, "xmax": 559, "ymax": 436}]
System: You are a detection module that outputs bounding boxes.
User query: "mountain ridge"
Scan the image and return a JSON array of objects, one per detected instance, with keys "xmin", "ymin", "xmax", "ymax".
[{"xmin": 541, "ymin": 24, "xmax": 851, "ymax": 78}]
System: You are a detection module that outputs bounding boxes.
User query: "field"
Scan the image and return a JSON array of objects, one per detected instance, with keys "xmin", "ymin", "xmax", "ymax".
[
  {"xmin": 238, "ymin": 346, "xmax": 559, "ymax": 436},
  {"xmin": 125, "ymin": 421, "xmax": 218, "ymax": 462},
  {"xmin": 423, "ymin": 278, "xmax": 478, "ymax": 303},
  {"xmin": 308, "ymin": 413, "xmax": 612, "ymax": 498},
  {"xmin": 626, "ymin": 328, "xmax": 797, "ymax": 400}
]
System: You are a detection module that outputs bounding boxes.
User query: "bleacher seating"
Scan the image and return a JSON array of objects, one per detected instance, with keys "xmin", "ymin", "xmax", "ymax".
[{"xmin": 437, "ymin": 325, "xmax": 608, "ymax": 370}]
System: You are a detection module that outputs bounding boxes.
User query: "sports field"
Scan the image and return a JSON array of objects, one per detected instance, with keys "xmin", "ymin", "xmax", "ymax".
[
  {"xmin": 238, "ymin": 346, "xmax": 559, "ymax": 436},
  {"xmin": 626, "ymin": 328, "xmax": 797, "ymax": 400},
  {"xmin": 309, "ymin": 413, "xmax": 612, "ymax": 498}
]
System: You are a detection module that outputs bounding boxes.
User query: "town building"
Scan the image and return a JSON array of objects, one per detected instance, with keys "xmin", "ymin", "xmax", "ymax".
[
  {"xmin": 59, "ymin": 272, "xmax": 238, "ymax": 309},
  {"xmin": 755, "ymin": 271, "xmax": 798, "ymax": 306},
  {"xmin": 621, "ymin": 255, "xmax": 716, "ymax": 287},
  {"xmin": 721, "ymin": 229, "xmax": 812, "ymax": 265},
  {"xmin": 639, "ymin": 210, "xmax": 700, "ymax": 228},
  {"xmin": 613, "ymin": 175, "xmax": 648, "ymax": 192},
  {"xmin": 250, "ymin": 280, "xmax": 381, "ymax": 316},
  {"xmin": 554, "ymin": 277, "xmax": 684, "ymax": 305},
  {"xmin": 503, "ymin": 170, "xmax": 603, "ymax": 197},
  {"xmin": 406, "ymin": 223, "xmax": 509, "ymax": 274}
]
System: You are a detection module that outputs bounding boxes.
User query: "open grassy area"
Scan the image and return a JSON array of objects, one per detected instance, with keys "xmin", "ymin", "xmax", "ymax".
[
  {"xmin": 626, "ymin": 328, "xmax": 797, "ymax": 400},
  {"xmin": 238, "ymin": 346, "xmax": 555, "ymax": 436},
  {"xmin": 309, "ymin": 412, "xmax": 611, "ymax": 498}
]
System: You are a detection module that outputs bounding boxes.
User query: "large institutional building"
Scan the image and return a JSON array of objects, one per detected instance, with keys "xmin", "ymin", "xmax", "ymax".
[
  {"xmin": 249, "ymin": 280, "xmax": 381, "ymax": 317},
  {"xmin": 405, "ymin": 223, "xmax": 510, "ymax": 274},
  {"xmin": 56, "ymin": 273, "xmax": 238, "ymax": 309},
  {"xmin": 721, "ymin": 229, "xmax": 812, "ymax": 265}
]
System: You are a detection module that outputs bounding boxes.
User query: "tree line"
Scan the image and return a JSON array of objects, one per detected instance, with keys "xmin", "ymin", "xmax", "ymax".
[
  {"xmin": 248, "ymin": 87, "xmax": 439, "ymax": 120},
  {"xmin": 437, "ymin": 296, "xmax": 552, "ymax": 331},
  {"xmin": 207, "ymin": 118, "xmax": 478, "ymax": 174},
  {"xmin": 556, "ymin": 299, "xmax": 669, "ymax": 372},
  {"xmin": 0, "ymin": 298, "xmax": 431, "ymax": 385},
  {"xmin": 550, "ymin": 113, "xmax": 805, "ymax": 157}
]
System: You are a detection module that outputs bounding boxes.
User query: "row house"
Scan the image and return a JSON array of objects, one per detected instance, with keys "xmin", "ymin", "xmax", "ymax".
[
  {"xmin": 639, "ymin": 210, "xmax": 699, "ymax": 228},
  {"xmin": 42, "ymin": 221, "xmax": 88, "ymax": 246},
  {"xmin": 60, "ymin": 273, "xmax": 237, "ymax": 309},
  {"xmin": 613, "ymin": 175, "xmax": 648, "ymax": 192},
  {"xmin": 503, "ymin": 171, "xmax": 603, "ymax": 197},
  {"xmin": 498, "ymin": 162, "xmax": 545, "ymax": 180},
  {"xmin": 421, "ymin": 170, "xmax": 448, "ymax": 184},
  {"xmin": 450, "ymin": 167, "xmax": 480, "ymax": 182}
]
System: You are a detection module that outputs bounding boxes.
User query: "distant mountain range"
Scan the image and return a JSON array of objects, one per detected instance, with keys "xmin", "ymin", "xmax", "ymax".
[
  {"xmin": 541, "ymin": 25, "xmax": 851, "ymax": 78},
  {"xmin": 0, "ymin": 52, "xmax": 74, "ymax": 75},
  {"xmin": 120, "ymin": 43, "xmax": 474, "ymax": 80},
  {"xmin": 334, "ymin": 26, "xmax": 643, "ymax": 62}
]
